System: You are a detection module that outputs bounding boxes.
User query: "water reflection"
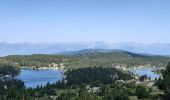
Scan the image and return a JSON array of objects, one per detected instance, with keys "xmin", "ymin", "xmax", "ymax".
[
  {"xmin": 15, "ymin": 69, "xmax": 63, "ymax": 88},
  {"xmin": 130, "ymin": 68, "xmax": 160, "ymax": 79}
]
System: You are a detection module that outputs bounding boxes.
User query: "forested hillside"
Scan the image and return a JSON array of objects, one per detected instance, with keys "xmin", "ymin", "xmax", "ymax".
[
  {"xmin": 0, "ymin": 50, "xmax": 168, "ymax": 100},
  {"xmin": 0, "ymin": 50, "xmax": 169, "ymax": 69},
  {"xmin": 66, "ymin": 67, "xmax": 133, "ymax": 85},
  {"xmin": 0, "ymin": 66, "xmax": 163, "ymax": 100},
  {"xmin": 0, "ymin": 64, "xmax": 20, "ymax": 77}
]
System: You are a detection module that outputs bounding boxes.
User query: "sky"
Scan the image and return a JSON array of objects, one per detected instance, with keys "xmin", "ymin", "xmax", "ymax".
[{"xmin": 0, "ymin": 0, "xmax": 170, "ymax": 44}]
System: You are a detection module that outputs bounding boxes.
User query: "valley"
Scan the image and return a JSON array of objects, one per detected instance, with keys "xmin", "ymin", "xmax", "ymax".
[{"xmin": 0, "ymin": 50, "xmax": 168, "ymax": 100}]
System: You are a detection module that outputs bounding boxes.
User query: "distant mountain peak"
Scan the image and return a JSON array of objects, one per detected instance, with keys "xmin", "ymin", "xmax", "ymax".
[{"xmin": 0, "ymin": 42, "xmax": 170, "ymax": 56}]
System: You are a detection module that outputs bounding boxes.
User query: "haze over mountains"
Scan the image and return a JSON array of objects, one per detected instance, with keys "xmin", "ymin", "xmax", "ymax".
[{"xmin": 0, "ymin": 42, "xmax": 169, "ymax": 56}]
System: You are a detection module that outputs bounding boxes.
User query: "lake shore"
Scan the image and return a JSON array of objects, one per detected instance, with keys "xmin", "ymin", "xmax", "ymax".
[
  {"xmin": 15, "ymin": 69, "xmax": 64, "ymax": 88},
  {"xmin": 129, "ymin": 68, "xmax": 161, "ymax": 80},
  {"xmin": 20, "ymin": 66, "xmax": 65, "ymax": 70}
]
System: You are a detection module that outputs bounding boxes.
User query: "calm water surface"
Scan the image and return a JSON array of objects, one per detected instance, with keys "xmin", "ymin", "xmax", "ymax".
[
  {"xmin": 15, "ymin": 68, "xmax": 160, "ymax": 88},
  {"xmin": 131, "ymin": 68, "xmax": 160, "ymax": 79},
  {"xmin": 15, "ymin": 69, "xmax": 63, "ymax": 88}
]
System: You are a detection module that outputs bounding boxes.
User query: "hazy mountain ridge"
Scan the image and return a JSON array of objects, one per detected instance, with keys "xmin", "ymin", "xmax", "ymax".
[
  {"xmin": 0, "ymin": 42, "xmax": 170, "ymax": 56},
  {"xmin": 2, "ymin": 49, "xmax": 170, "ymax": 69}
]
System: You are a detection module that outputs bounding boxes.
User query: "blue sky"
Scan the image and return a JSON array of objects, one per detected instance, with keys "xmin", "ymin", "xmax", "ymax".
[{"xmin": 0, "ymin": 0, "xmax": 170, "ymax": 44}]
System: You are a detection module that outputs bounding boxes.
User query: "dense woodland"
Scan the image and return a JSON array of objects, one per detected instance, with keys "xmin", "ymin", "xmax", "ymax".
[
  {"xmin": 66, "ymin": 67, "xmax": 133, "ymax": 85},
  {"xmin": 156, "ymin": 62, "xmax": 170, "ymax": 100},
  {"xmin": 0, "ymin": 51, "xmax": 169, "ymax": 69},
  {"xmin": 0, "ymin": 64, "xmax": 20, "ymax": 77},
  {"xmin": 0, "ymin": 66, "xmax": 165, "ymax": 100},
  {"xmin": 0, "ymin": 51, "xmax": 169, "ymax": 99}
]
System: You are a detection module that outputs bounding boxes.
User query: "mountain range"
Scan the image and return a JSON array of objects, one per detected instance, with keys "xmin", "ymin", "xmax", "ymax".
[{"xmin": 0, "ymin": 42, "xmax": 170, "ymax": 56}]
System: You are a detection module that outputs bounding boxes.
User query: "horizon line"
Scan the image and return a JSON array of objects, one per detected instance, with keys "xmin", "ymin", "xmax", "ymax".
[{"xmin": 1, "ymin": 41, "xmax": 170, "ymax": 45}]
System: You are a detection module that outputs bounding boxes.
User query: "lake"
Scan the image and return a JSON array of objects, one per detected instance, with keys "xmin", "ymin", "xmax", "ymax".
[
  {"xmin": 15, "ymin": 69, "xmax": 63, "ymax": 88},
  {"xmin": 15, "ymin": 68, "xmax": 160, "ymax": 88},
  {"xmin": 130, "ymin": 68, "xmax": 160, "ymax": 80}
]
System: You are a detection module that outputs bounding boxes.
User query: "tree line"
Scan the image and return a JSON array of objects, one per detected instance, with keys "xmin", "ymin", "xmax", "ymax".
[
  {"xmin": 0, "ymin": 65, "xmax": 167, "ymax": 100},
  {"xmin": 0, "ymin": 51, "xmax": 169, "ymax": 69}
]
